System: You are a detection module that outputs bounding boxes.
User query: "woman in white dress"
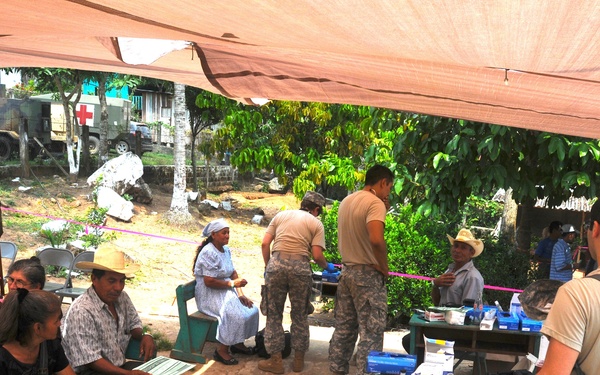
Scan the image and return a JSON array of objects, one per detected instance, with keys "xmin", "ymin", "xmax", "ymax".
[{"xmin": 193, "ymin": 218, "xmax": 260, "ymax": 365}]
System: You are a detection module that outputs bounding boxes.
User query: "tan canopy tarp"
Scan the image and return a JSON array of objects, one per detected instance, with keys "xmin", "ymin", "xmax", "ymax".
[{"xmin": 1, "ymin": 1, "xmax": 599, "ymax": 138}]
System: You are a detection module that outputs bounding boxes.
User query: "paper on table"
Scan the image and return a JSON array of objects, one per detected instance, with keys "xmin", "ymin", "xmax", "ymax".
[{"xmin": 133, "ymin": 356, "xmax": 195, "ymax": 375}]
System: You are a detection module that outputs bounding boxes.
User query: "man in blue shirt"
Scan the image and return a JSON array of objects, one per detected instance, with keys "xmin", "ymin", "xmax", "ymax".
[
  {"xmin": 550, "ymin": 224, "xmax": 578, "ymax": 282},
  {"xmin": 534, "ymin": 221, "xmax": 563, "ymax": 278}
]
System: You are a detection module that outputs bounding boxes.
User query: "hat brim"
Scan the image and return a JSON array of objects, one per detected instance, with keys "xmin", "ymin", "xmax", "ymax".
[
  {"xmin": 447, "ymin": 234, "xmax": 484, "ymax": 257},
  {"xmin": 76, "ymin": 261, "xmax": 140, "ymax": 278}
]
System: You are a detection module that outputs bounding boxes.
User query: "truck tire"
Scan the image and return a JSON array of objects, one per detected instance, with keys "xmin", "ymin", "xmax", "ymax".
[
  {"xmin": 0, "ymin": 137, "xmax": 12, "ymax": 161},
  {"xmin": 115, "ymin": 140, "xmax": 130, "ymax": 155},
  {"xmin": 88, "ymin": 135, "xmax": 100, "ymax": 155}
]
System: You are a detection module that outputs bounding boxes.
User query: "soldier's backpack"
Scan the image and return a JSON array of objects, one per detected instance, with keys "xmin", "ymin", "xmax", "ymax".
[{"xmin": 255, "ymin": 328, "xmax": 292, "ymax": 359}]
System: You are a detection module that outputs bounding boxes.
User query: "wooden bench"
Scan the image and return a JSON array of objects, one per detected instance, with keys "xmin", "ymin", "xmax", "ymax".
[{"xmin": 170, "ymin": 280, "xmax": 218, "ymax": 364}]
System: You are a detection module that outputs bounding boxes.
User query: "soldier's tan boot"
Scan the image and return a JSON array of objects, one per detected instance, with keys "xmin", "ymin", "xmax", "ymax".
[
  {"xmin": 258, "ymin": 352, "xmax": 284, "ymax": 374},
  {"xmin": 293, "ymin": 350, "xmax": 305, "ymax": 372}
]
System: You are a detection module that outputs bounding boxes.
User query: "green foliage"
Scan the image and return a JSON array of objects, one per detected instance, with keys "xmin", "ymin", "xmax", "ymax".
[
  {"xmin": 141, "ymin": 152, "xmax": 191, "ymax": 166},
  {"xmin": 143, "ymin": 325, "xmax": 173, "ymax": 351},
  {"xmin": 147, "ymin": 121, "xmax": 174, "ymax": 136},
  {"xmin": 384, "ymin": 205, "xmax": 449, "ymax": 324},
  {"xmin": 393, "ymin": 117, "xmax": 600, "ymax": 216},
  {"xmin": 40, "ymin": 226, "xmax": 71, "ymax": 248}
]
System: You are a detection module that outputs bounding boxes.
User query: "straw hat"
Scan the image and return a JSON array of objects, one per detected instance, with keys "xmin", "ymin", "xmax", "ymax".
[
  {"xmin": 77, "ymin": 247, "xmax": 140, "ymax": 277},
  {"xmin": 447, "ymin": 228, "xmax": 484, "ymax": 257}
]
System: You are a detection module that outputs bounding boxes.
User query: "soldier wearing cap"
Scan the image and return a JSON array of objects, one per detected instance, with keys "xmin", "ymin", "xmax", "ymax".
[
  {"xmin": 329, "ymin": 165, "xmax": 394, "ymax": 375},
  {"xmin": 550, "ymin": 224, "xmax": 579, "ymax": 282},
  {"xmin": 258, "ymin": 191, "xmax": 334, "ymax": 373}
]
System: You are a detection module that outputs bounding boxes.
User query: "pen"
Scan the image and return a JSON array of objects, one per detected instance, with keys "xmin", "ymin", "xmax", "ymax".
[{"xmin": 494, "ymin": 300, "xmax": 504, "ymax": 312}]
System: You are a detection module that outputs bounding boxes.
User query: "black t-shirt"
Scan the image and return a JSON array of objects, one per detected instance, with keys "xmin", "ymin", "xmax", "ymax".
[{"xmin": 0, "ymin": 338, "xmax": 70, "ymax": 375}]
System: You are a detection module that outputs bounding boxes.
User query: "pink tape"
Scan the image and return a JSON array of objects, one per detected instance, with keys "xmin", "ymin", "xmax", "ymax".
[
  {"xmin": 4, "ymin": 207, "xmax": 523, "ymax": 292},
  {"xmin": 2, "ymin": 207, "xmax": 200, "ymax": 245}
]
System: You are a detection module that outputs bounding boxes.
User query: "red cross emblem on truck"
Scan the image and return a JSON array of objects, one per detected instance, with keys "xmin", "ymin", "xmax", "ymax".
[{"xmin": 76, "ymin": 104, "xmax": 94, "ymax": 126}]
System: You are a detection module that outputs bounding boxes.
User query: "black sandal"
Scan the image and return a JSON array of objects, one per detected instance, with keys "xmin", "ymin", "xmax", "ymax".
[
  {"xmin": 213, "ymin": 349, "xmax": 239, "ymax": 365},
  {"xmin": 230, "ymin": 345, "xmax": 257, "ymax": 355}
]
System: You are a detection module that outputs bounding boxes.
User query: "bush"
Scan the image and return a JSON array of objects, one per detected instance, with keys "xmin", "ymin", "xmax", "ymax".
[{"xmin": 322, "ymin": 200, "xmax": 536, "ymax": 327}]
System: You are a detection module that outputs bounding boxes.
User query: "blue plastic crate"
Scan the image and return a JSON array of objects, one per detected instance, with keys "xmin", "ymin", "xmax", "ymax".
[
  {"xmin": 322, "ymin": 269, "xmax": 340, "ymax": 282},
  {"xmin": 518, "ymin": 311, "xmax": 543, "ymax": 332},
  {"xmin": 366, "ymin": 351, "xmax": 417, "ymax": 374},
  {"xmin": 497, "ymin": 311, "xmax": 520, "ymax": 331}
]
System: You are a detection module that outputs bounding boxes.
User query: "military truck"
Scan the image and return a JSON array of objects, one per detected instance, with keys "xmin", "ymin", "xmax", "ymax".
[
  {"xmin": 0, "ymin": 98, "xmax": 53, "ymax": 161},
  {"xmin": 30, "ymin": 94, "xmax": 132, "ymax": 154}
]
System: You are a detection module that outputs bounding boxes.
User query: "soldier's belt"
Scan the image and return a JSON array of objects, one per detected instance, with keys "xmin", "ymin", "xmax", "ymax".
[
  {"xmin": 342, "ymin": 264, "xmax": 377, "ymax": 272},
  {"xmin": 272, "ymin": 252, "xmax": 309, "ymax": 261}
]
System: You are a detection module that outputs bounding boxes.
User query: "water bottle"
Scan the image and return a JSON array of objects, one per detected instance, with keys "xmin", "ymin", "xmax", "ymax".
[{"xmin": 311, "ymin": 277, "xmax": 323, "ymax": 302}]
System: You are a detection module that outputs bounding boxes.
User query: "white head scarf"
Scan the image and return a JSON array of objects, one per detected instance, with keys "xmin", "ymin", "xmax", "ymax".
[{"xmin": 202, "ymin": 218, "xmax": 229, "ymax": 237}]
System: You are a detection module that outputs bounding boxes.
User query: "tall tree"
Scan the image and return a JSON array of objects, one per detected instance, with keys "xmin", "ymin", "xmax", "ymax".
[
  {"xmin": 212, "ymin": 101, "xmax": 378, "ymax": 196},
  {"xmin": 164, "ymin": 82, "xmax": 193, "ymax": 224},
  {"xmin": 391, "ymin": 116, "xmax": 600, "ymax": 249},
  {"xmin": 185, "ymin": 87, "xmax": 236, "ymax": 193}
]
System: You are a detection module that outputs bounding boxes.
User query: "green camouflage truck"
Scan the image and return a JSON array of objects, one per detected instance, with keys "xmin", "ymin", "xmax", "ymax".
[
  {"xmin": 30, "ymin": 94, "xmax": 131, "ymax": 154},
  {"xmin": 0, "ymin": 98, "xmax": 52, "ymax": 161}
]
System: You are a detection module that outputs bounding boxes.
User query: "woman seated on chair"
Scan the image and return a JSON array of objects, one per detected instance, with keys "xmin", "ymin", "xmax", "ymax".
[
  {"xmin": 193, "ymin": 218, "xmax": 260, "ymax": 366},
  {"xmin": 3, "ymin": 257, "xmax": 45, "ymax": 297},
  {"xmin": 0, "ymin": 289, "xmax": 76, "ymax": 374}
]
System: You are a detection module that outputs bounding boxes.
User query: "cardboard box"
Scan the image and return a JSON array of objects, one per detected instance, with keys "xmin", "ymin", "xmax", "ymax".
[
  {"xmin": 412, "ymin": 362, "xmax": 453, "ymax": 375},
  {"xmin": 365, "ymin": 351, "xmax": 416, "ymax": 374},
  {"xmin": 424, "ymin": 310, "xmax": 446, "ymax": 322},
  {"xmin": 518, "ymin": 311, "xmax": 543, "ymax": 332},
  {"xmin": 497, "ymin": 311, "xmax": 520, "ymax": 331},
  {"xmin": 423, "ymin": 336, "xmax": 454, "ymax": 374},
  {"xmin": 444, "ymin": 309, "xmax": 466, "ymax": 325}
]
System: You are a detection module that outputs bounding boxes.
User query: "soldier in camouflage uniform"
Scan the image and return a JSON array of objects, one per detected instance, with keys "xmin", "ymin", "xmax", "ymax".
[
  {"xmin": 329, "ymin": 165, "xmax": 394, "ymax": 375},
  {"xmin": 258, "ymin": 191, "xmax": 335, "ymax": 374}
]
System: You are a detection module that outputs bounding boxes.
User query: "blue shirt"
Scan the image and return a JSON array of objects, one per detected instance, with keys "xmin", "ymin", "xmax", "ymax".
[
  {"xmin": 535, "ymin": 237, "xmax": 557, "ymax": 260},
  {"xmin": 550, "ymin": 238, "xmax": 573, "ymax": 282}
]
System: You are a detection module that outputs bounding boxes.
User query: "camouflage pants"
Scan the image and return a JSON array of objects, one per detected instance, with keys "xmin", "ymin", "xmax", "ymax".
[
  {"xmin": 329, "ymin": 267, "xmax": 387, "ymax": 375},
  {"xmin": 264, "ymin": 256, "xmax": 312, "ymax": 354}
]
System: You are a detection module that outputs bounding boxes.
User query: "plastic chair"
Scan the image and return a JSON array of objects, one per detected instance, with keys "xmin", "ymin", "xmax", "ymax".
[
  {"xmin": 55, "ymin": 251, "xmax": 94, "ymax": 303},
  {"xmin": 0, "ymin": 241, "xmax": 18, "ymax": 267},
  {"xmin": 0, "ymin": 241, "xmax": 18, "ymax": 296},
  {"xmin": 37, "ymin": 248, "xmax": 75, "ymax": 293}
]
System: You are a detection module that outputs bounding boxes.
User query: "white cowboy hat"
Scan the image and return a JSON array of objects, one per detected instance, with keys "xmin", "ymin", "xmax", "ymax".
[
  {"xmin": 446, "ymin": 228, "xmax": 484, "ymax": 257},
  {"xmin": 77, "ymin": 247, "xmax": 140, "ymax": 277}
]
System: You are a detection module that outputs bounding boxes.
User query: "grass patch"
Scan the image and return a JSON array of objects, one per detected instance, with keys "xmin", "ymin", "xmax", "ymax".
[
  {"xmin": 143, "ymin": 325, "xmax": 174, "ymax": 351},
  {"xmin": 141, "ymin": 152, "xmax": 193, "ymax": 166},
  {"xmin": 4, "ymin": 215, "xmax": 47, "ymax": 234}
]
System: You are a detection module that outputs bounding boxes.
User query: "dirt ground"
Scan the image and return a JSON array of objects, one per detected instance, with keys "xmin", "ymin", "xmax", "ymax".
[{"xmin": 0, "ymin": 175, "xmax": 337, "ymax": 343}]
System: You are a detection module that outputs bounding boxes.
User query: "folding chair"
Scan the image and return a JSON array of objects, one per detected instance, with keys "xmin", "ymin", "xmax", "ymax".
[
  {"xmin": 0, "ymin": 241, "xmax": 18, "ymax": 297},
  {"xmin": 55, "ymin": 251, "xmax": 94, "ymax": 303},
  {"xmin": 0, "ymin": 241, "xmax": 18, "ymax": 267},
  {"xmin": 37, "ymin": 248, "xmax": 75, "ymax": 293}
]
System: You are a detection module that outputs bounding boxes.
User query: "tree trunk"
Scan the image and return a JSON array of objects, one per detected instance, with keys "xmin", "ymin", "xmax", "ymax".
[
  {"xmin": 500, "ymin": 188, "xmax": 517, "ymax": 245},
  {"xmin": 97, "ymin": 74, "xmax": 109, "ymax": 168},
  {"xmin": 191, "ymin": 126, "xmax": 198, "ymax": 193},
  {"xmin": 165, "ymin": 82, "xmax": 193, "ymax": 224},
  {"xmin": 55, "ymin": 75, "xmax": 81, "ymax": 182},
  {"xmin": 517, "ymin": 198, "xmax": 535, "ymax": 253},
  {"xmin": 19, "ymin": 117, "xmax": 29, "ymax": 178}
]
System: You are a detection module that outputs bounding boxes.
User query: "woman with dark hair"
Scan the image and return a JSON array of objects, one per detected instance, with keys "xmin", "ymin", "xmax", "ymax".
[
  {"xmin": 193, "ymin": 218, "xmax": 259, "ymax": 366},
  {"xmin": 5, "ymin": 257, "xmax": 46, "ymax": 292},
  {"xmin": 0, "ymin": 289, "xmax": 75, "ymax": 374}
]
